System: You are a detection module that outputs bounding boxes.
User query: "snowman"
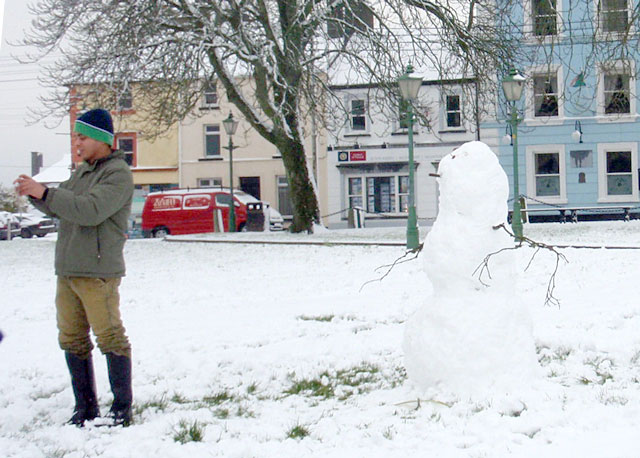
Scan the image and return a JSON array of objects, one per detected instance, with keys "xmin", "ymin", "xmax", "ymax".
[{"xmin": 403, "ymin": 141, "xmax": 539, "ymax": 399}]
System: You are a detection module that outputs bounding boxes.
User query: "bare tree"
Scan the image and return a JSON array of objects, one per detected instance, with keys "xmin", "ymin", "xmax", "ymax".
[{"xmin": 22, "ymin": 0, "xmax": 522, "ymax": 232}]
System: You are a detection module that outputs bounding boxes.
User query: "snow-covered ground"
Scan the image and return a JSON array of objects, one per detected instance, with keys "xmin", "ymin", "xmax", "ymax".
[{"xmin": 1, "ymin": 222, "xmax": 640, "ymax": 457}]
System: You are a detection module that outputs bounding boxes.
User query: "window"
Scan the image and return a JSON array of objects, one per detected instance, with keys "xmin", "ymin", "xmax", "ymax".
[
  {"xmin": 204, "ymin": 125, "xmax": 220, "ymax": 156},
  {"xmin": 605, "ymin": 151, "xmax": 632, "ymax": 195},
  {"xmin": 604, "ymin": 73, "xmax": 630, "ymax": 114},
  {"xmin": 348, "ymin": 177, "xmax": 363, "ymax": 209},
  {"xmin": 534, "ymin": 153, "xmax": 561, "ymax": 196},
  {"xmin": 115, "ymin": 134, "xmax": 136, "ymax": 166},
  {"xmin": 445, "ymin": 94, "xmax": 461, "ymax": 128},
  {"xmin": 117, "ymin": 88, "xmax": 133, "ymax": 110},
  {"xmin": 599, "ymin": 0, "xmax": 628, "ymax": 33},
  {"xmin": 598, "ymin": 143, "xmax": 638, "ymax": 201},
  {"xmin": 350, "ymin": 99, "xmax": 366, "ymax": 131},
  {"xmin": 533, "ymin": 74, "xmax": 559, "ymax": 117},
  {"xmin": 398, "ymin": 176, "xmax": 410, "ymax": 213},
  {"xmin": 198, "ymin": 177, "xmax": 222, "ymax": 188},
  {"xmin": 533, "ymin": 0, "xmax": 557, "ymax": 36},
  {"xmin": 277, "ymin": 175, "xmax": 293, "ymax": 216},
  {"xmin": 203, "ymin": 82, "xmax": 218, "ymax": 108},
  {"xmin": 367, "ymin": 177, "xmax": 396, "ymax": 213},
  {"xmin": 526, "ymin": 145, "xmax": 566, "ymax": 203}
]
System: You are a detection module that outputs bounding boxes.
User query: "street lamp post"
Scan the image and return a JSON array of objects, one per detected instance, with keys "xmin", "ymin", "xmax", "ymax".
[
  {"xmin": 502, "ymin": 69, "xmax": 526, "ymax": 240},
  {"xmin": 222, "ymin": 111, "xmax": 239, "ymax": 232},
  {"xmin": 398, "ymin": 65, "xmax": 423, "ymax": 250}
]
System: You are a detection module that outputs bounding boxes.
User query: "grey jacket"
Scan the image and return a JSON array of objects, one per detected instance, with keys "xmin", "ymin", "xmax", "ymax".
[{"xmin": 31, "ymin": 150, "xmax": 133, "ymax": 277}]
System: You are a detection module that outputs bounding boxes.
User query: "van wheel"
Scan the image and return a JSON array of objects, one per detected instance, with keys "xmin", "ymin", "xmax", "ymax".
[{"xmin": 152, "ymin": 226, "xmax": 170, "ymax": 238}]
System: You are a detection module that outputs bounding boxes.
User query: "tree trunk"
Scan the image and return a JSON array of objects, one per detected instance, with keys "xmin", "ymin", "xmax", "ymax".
[{"xmin": 279, "ymin": 139, "xmax": 319, "ymax": 233}]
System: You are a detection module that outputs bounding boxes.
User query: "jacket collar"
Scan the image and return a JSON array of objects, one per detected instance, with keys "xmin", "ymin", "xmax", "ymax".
[{"xmin": 83, "ymin": 149, "xmax": 125, "ymax": 171}]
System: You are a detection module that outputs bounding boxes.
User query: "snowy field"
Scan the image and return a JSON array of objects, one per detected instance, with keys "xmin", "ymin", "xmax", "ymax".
[{"xmin": 2, "ymin": 222, "xmax": 640, "ymax": 457}]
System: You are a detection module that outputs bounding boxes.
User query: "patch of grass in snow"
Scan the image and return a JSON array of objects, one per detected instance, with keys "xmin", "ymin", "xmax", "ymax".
[
  {"xmin": 297, "ymin": 314, "xmax": 335, "ymax": 322},
  {"xmin": 537, "ymin": 344, "xmax": 572, "ymax": 365},
  {"xmin": 213, "ymin": 408, "xmax": 229, "ymax": 419},
  {"xmin": 246, "ymin": 382, "xmax": 259, "ymax": 394},
  {"xmin": 286, "ymin": 423, "xmax": 310, "ymax": 440},
  {"xmin": 285, "ymin": 363, "xmax": 385, "ymax": 400},
  {"xmin": 202, "ymin": 390, "xmax": 235, "ymax": 406},
  {"xmin": 133, "ymin": 395, "xmax": 169, "ymax": 416},
  {"xmin": 173, "ymin": 419, "xmax": 205, "ymax": 444},
  {"xmin": 171, "ymin": 392, "xmax": 190, "ymax": 404},
  {"xmin": 584, "ymin": 356, "xmax": 615, "ymax": 384}
]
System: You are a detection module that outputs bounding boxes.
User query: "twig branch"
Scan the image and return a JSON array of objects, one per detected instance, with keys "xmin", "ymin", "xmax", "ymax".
[
  {"xmin": 359, "ymin": 243, "xmax": 423, "ymax": 292},
  {"xmin": 475, "ymin": 223, "xmax": 568, "ymax": 307}
]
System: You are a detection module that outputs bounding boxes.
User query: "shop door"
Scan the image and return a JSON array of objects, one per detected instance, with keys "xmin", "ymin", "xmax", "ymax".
[{"xmin": 240, "ymin": 177, "xmax": 261, "ymax": 199}]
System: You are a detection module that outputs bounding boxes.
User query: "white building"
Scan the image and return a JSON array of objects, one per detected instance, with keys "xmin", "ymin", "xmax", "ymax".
[{"xmin": 325, "ymin": 79, "xmax": 478, "ymax": 228}]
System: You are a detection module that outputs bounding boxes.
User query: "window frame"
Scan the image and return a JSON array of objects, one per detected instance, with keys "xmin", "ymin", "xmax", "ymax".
[
  {"xmin": 197, "ymin": 177, "xmax": 222, "ymax": 188},
  {"xmin": 525, "ymin": 65, "xmax": 564, "ymax": 123},
  {"xmin": 345, "ymin": 172, "xmax": 411, "ymax": 216},
  {"xmin": 203, "ymin": 124, "xmax": 221, "ymax": 157},
  {"xmin": 114, "ymin": 133, "xmax": 137, "ymax": 167},
  {"xmin": 117, "ymin": 88, "xmax": 133, "ymax": 111},
  {"xmin": 525, "ymin": 144, "xmax": 567, "ymax": 204},
  {"xmin": 202, "ymin": 81, "xmax": 219, "ymax": 108},
  {"xmin": 597, "ymin": 62, "xmax": 636, "ymax": 120},
  {"xmin": 597, "ymin": 142, "xmax": 639, "ymax": 202},
  {"xmin": 442, "ymin": 91, "xmax": 463, "ymax": 130},
  {"xmin": 276, "ymin": 175, "xmax": 293, "ymax": 217},
  {"xmin": 348, "ymin": 97, "xmax": 368, "ymax": 132},
  {"xmin": 597, "ymin": 0, "xmax": 631, "ymax": 34},
  {"xmin": 523, "ymin": 0, "xmax": 562, "ymax": 40}
]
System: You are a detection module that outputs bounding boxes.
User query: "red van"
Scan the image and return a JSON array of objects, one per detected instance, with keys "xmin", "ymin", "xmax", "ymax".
[{"xmin": 141, "ymin": 188, "xmax": 284, "ymax": 237}]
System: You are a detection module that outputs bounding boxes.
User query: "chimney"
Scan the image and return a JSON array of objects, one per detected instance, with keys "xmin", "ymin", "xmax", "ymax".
[{"xmin": 31, "ymin": 152, "xmax": 44, "ymax": 176}]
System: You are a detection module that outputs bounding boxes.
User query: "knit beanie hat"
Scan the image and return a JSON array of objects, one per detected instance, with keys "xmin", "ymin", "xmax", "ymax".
[{"xmin": 74, "ymin": 108, "xmax": 114, "ymax": 146}]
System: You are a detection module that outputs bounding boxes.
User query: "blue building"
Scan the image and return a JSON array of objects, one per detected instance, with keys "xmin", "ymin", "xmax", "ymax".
[{"xmin": 487, "ymin": 0, "xmax": 640, "ymax": 221}]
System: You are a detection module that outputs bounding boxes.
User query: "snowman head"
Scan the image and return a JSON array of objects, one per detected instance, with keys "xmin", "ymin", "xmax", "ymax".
[{"xmin": 436, "ymin": 141, "xmax": 509, "ymax": 225}]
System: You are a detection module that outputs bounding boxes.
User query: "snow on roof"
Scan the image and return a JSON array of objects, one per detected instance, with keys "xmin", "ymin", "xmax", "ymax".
[{"xmin": 32, "ymin": 154, "xmax": 72, "ymax": 184}]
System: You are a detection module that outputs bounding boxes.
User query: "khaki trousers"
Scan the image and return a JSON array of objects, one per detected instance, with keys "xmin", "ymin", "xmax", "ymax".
[{"xmin": 56, "ymin": 276, "xmax": 131, "ymax": 359}]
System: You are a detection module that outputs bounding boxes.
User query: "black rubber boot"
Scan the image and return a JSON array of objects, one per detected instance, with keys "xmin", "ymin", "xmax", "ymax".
[
  {"xmin": 65, "ymin": 352, "xmax": 100, "ymax": 427},
  {"xmin": 105, "ymin": 353, "xmax": 133, "ymax": 427}
]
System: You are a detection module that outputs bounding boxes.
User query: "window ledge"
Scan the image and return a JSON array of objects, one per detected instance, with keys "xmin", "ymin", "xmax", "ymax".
[
  {"xmin": 523, "ymin": 117, "xmax": 564, "ymax": 127},
  {"xmin": 199, "ymin": 106, "xmax": 220, "ymax": 111},
  {"xmin": 198, "ymin": 157, "xmax": 223, "ymax": 161},
  {"xmin": 596, "ymin": 114, "xmax": 638, "ymax": 123},
  {"xmin": 438, "ymin": 129, "xmax": 466, "ymax": 134},
  {"xmin": 391, "ymin": 130, "xmax": 422, "ymax": 136},
  {"xmin": 597, "ymin": 196, "xmax": 640, "ymax": 203},
  {"xmin": 344, "ymin": 133, "xmax": 371, "ymax": 137}
]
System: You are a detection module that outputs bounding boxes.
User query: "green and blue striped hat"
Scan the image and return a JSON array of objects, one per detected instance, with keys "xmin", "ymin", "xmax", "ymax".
[{"xmin": 74, "ymin": 108, "xmax": 114, "ymax": 146}]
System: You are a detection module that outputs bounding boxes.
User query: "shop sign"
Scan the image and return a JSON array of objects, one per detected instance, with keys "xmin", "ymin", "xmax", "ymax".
[
  {"xmin": 350, "ymin": 150, "xmax": 366, "ymax": 161},
  {"xmin": 338, "ymin": 151, "xmax": 349, "ymax": 162}
]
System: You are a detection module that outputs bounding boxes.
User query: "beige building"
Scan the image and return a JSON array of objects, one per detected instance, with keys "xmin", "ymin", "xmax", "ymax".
[{"xmin": 179, "ymin": 78, "xmax": 328, "ymax": 222}]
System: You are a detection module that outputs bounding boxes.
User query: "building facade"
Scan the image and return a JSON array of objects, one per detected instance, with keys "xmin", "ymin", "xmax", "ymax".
[
  {"xmin": 178, "ymin": 78, "xmax": 328, "ymax": 223},
  {"xmin": 326, "ymin": 79, "xmax": 478, "ymax": 228},
  {"xmin": 488, "ymin": 0, "xmax": 640, "ymax": 220}
]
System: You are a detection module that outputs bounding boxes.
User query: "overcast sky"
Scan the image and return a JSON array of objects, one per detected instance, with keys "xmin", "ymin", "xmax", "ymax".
[{"xmin": 0, "ymin": 0, "xmax": 70, "ymax": 187}]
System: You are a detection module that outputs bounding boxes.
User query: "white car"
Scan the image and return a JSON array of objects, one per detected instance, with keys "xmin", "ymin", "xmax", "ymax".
[{"xmin": 0, "ymin": 212, "xmax": 21, "ymax": 240}]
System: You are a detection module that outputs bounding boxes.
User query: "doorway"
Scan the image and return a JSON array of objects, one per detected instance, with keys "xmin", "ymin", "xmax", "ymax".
[{"xmin": 240, "ymin": 176, "xmax": 261, "ymax": 199}]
